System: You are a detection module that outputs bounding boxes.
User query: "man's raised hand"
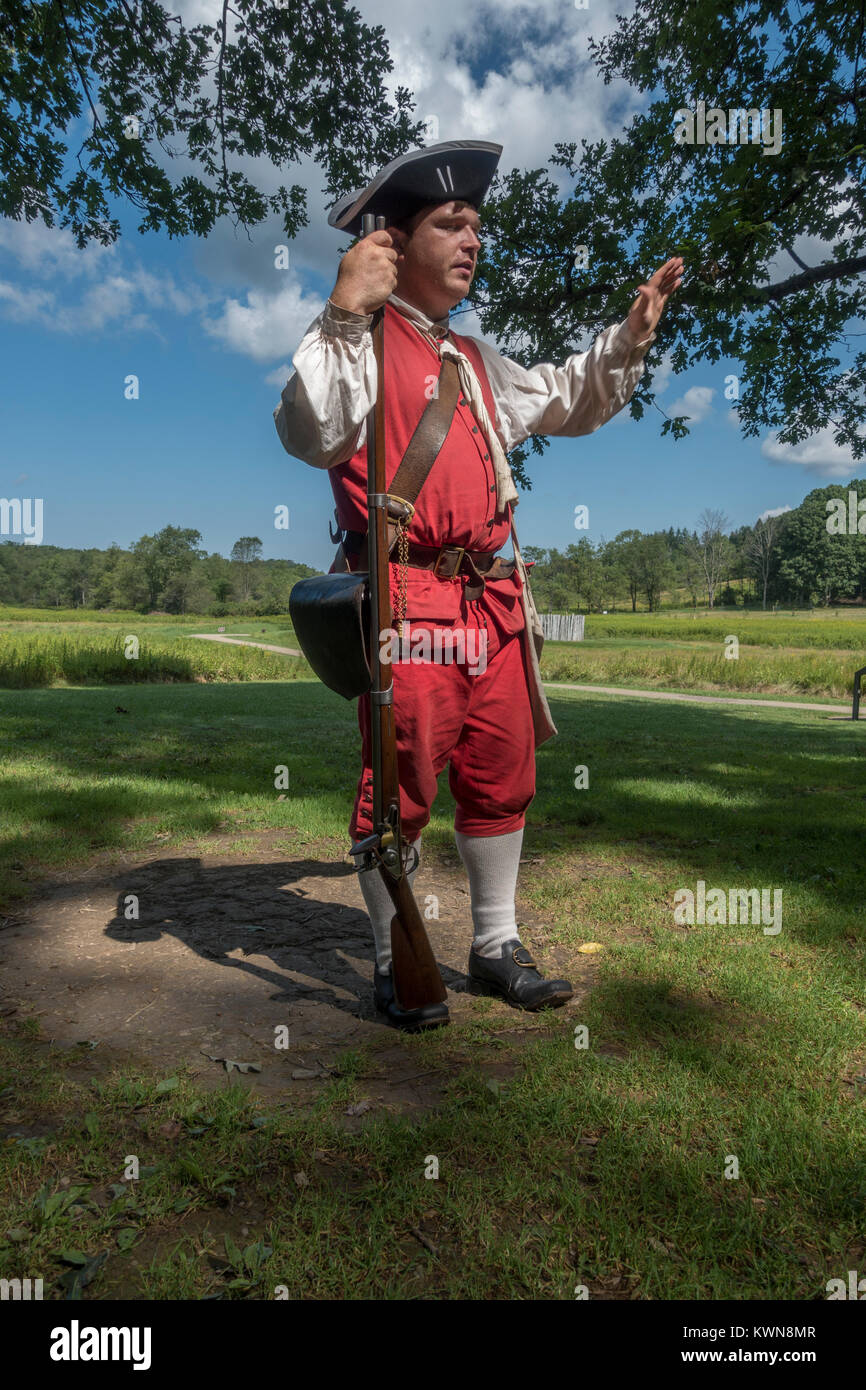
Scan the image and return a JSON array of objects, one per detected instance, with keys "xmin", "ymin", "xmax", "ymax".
[
  {"xmin": 329, "ymin": 229, "xmax": 403, "ymax": 317},
  {"xmin": 627, "ymin": 257, "xmax": 684, "ymax": 341}
]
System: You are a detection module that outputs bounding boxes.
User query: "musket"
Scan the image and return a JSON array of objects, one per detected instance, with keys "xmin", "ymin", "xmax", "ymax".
[{"xmin": 348, "ymin": 212, "xmax": 448, "ymax": 1014}]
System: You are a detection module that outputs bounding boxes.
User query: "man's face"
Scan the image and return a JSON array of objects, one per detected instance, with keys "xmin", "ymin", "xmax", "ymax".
[{"xmin": 392, "ymin": 200, "xmax": 482, "ymax": 318}]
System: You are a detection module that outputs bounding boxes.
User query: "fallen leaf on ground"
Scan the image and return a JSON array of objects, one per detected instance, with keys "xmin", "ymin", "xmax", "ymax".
[
  {"xmin": 577, "ymin": 942, "xmax": 604, "ymax": 954},
  {"xmin": 201, "ymin": 1053, "xmax": 261, "ymax": 1074},
  {"xmin": 59, "ymin": 1251, "xmax": 108, "ymax": 1299}
]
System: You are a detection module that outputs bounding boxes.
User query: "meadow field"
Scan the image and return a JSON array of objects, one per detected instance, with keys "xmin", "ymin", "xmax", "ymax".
[
  {"xmin": 0, "ymin": 606, "xmax": 863, "ymax": 1299},
  {"xmin": 1, "ymin": 605, "xmax": 864, "ymax": 698}
]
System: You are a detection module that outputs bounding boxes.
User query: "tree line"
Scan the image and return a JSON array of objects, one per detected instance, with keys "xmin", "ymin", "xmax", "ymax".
[
  {"xmin": 524, "ymin": 482, "xmax": 866, "ymax": 613},
  {"xmin": 0, "ymin": 528, "xmax": 317, "ymax": 615},
  {"xmin": 1, "ymin": 481, "xmax": 864, "ymax": 615}
]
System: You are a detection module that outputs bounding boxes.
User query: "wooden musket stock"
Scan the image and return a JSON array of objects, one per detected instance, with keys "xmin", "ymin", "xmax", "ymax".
[{"xmin": 349, "ymin": 213, "xmax": 447, "ymax": 1013}]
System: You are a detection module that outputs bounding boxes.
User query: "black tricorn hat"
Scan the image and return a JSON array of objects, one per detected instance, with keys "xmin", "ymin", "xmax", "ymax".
[{"xmin": 327, "ymin": 139, "xmax": 503, "ymax": 236}]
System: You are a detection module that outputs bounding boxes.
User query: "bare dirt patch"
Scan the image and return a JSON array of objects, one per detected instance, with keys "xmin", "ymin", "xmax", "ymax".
[{"xmin": 0, "ymin": 830, "xmax": 595, "ymax": 1108}]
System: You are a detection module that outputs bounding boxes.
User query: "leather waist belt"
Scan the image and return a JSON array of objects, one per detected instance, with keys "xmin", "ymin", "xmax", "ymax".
[{"xmin": 343, "ymin": 528, "xmax": 516, "ymax": 593}]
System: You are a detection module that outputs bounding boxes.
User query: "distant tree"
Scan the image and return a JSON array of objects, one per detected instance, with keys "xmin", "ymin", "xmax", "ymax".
[
  {"xmin": 599, "ymin": 535, "xmax": 630, "ymax": 610},
  {"xmin": 130, "ymin": 525, "xmax": 205, "ymax": 609},
  {"xmin": 90, "ymin": 542, "xmax": 127, "ymax": 608},
  {"xmin": 565, "ymin": 537, "xmax": 604, "ymax": 610},
  {"xmin": 688, "ymin": 509, "xmax": 733, "ymax": 608},
  {"xmin": 110, "ymin": 549, "xmax": 150, "ymax": 610},
  {"xmin": 66, "ymin": 549, "xmax": 97, "ymax": 607},
  {"xmin": 231, "ymin": 536, "xmax": 263, "ymax": 600},
  {"xmin": 610, "ymin": 530, "xmax": 644, "ymax": 612},
  {"xmin": 636, "ymin": 533, "xmax": 670, "ymax": 611},
  {"xmin": 776, "ymin": 482, "xmax": 865, "ymax": 604},
  {"xmin": 32, "ymin": 551, "xmax": 69, "ymax": 607},
  {"xmin": 744, "ymin": 512, "xmax": 787, "ymax": 609}
]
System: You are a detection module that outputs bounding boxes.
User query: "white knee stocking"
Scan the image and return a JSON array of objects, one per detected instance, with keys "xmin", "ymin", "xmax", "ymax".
[
  {"xmin": 358, "ymin": 834, "xmax": 422, "ymax": 974},
  {"xmin": 454, "ymin": 827, "xmax": 524, "ymax": 957}
]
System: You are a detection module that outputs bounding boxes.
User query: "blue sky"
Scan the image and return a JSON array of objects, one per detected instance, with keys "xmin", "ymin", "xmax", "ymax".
[{"xmin": 1, "ymin": 0, "xmax": 859, "ymax": 573}]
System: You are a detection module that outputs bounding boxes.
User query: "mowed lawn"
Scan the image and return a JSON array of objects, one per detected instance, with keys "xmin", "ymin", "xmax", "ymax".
[{"xmin": 0, "ymin": 668, "xmax": 864, "ymax": 1299}]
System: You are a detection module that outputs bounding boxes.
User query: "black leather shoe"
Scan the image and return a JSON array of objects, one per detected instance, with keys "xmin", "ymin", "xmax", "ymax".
[
  {"xmin": 468, "ymin": 939, "xmax": 573, "ymax": 1010},
  {"xmin": 373, "ymin": 966, "xmax": 450, "ymax": 1032}
]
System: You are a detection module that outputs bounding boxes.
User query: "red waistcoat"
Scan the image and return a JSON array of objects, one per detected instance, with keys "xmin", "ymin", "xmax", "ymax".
[{"xmin": 329, "ymin": 303, "xmax": 522, "ymax": 627}]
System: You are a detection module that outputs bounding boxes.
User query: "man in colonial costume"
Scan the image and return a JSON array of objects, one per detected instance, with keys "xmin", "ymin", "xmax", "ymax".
[{"xmin": 275, "ymin": 140, "xmax": 682, "ymax": 1029}]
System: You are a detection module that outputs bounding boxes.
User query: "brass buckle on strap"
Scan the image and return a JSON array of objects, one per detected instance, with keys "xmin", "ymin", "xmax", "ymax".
[{"xmin": 433, "ymin": 544, "xmax": 465, "ymax": 579}]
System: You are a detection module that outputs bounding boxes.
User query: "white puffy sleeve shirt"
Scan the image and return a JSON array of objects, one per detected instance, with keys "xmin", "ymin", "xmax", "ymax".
[{"xmin": 274, "ymin": 300, "xmax": 656, "ymax": 470}]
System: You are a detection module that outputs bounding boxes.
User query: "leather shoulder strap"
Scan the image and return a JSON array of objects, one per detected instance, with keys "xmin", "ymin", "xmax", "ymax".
[
  {"xmin": 349, "ymin": 354, "xmax": 461, "ymax": 569},
  {"xmin": 386, "ymin": 355, "xmax": 461, "ymax": 509}
]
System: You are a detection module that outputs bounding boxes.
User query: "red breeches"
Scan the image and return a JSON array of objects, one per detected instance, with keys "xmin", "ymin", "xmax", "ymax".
[{"xmin": 349, "ymin": 608, "xmax": 536, "ymax": 842}]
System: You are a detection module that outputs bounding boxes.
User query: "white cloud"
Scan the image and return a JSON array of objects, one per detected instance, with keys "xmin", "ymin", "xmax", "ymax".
[
  {"xmin": 0, "ymin": 217, "xmax": 114, "ymax": 279},
  {"xmin": 0, "ymin": 263, "xmax": 211, "ymax": 336},
  {"xmin": 125, "ymin": 266, "xmax": 211, "ymax": 315},
  {"xmin": 264, "ymin": 363, "xmax": 293, "ymax": 389},
  {"xmin": 0, "ymin": 214, "xmax": 214, "ymax": 334},
  {"xmin": 0, "ymin": 281, "xmax": 56, "ymax": 320},
  {"xmin": 666, "ymin": 385, "xmax": 715, "ymax": 422},
  {"xmin": 758, "ymin": 504, "xmax": 792, "ymax": 521},
  {"xmin": 203, "ymin": 278, "xmax": 325, "ymax": 361},
  {"xmin": 646, "ymin": 350, "xmax": 674, "ymax": 395},
  {"xmin": 761, "ymin": 425, "xmax": 864, "ymax": 479}
]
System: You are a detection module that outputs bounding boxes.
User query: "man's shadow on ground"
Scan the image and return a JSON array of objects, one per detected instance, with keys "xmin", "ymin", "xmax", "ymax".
[{"xmin": 103, "ymin": 855, "xmax": 467, "ymax": 1022}]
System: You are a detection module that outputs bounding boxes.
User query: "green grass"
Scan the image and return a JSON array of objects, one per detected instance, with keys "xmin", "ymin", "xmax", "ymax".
[
  {"xmin": 0, "ymin": 625, "xmax": 305, "ymax": 688},
  {"xmin": 0, "ymin": 606, "xmax": 280, "ymax": 625},
  {"xmin": 1, "ymin": 679, "xmax": 864, "ymax": 1298},
  {"xmin": 2, "ymin": 609, "xmax": 865, "ymax": 697},
  {"xmin": 582, "ymin": 611, "xmax": 866, "ymax": 650},
  {"xmin": 540, "ymin": 643, "xmax": 857, "ymax": 698}
]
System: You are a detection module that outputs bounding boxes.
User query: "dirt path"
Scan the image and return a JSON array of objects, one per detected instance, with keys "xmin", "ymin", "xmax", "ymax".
[
  {"xmin": 189, "ymin": 634, "xmax": 302, "ymax": 656},
  {"xmin": 0, "ymin": 830, "xmax": 592, "ymax": 1107},
  {"xmin": 544, "ymin": 681, "xmax": 851, "ymax": 715}
]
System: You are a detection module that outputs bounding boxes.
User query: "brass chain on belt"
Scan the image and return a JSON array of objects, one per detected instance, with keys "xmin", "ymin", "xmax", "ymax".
[
  {"xmin": 384, "ymin": 494, "xmax": 414, "ymax": 642},
  {"xmin": 394, "ymin": 518, "xmax": 409, "ymax": 640}
]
